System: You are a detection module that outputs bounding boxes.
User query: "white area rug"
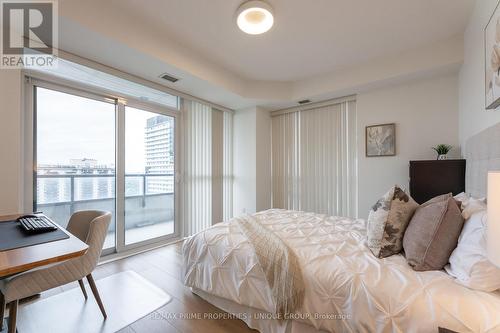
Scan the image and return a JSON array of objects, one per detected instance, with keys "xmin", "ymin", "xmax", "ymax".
[{"xmin": 16, "ymin": 271, "xmax": 171, "ymax": 333}]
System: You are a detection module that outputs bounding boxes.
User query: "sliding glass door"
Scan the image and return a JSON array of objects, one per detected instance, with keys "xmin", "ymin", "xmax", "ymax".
[
  {"xmin": 33, "ymin": 82, "xmax": 178, "ymax": 254},
  {"xmin": 35, "ymin": 87, "xmax": 117, "ymax": 249},
  {"xmin": 124, "ymin": 106, "xmax": 176, "ymax": 245}
]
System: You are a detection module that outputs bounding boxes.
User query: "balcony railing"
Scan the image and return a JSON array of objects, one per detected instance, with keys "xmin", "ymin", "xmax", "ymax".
[{"xmin": 36, "ymin": 174, "xmax": 175, "ymax": 243}]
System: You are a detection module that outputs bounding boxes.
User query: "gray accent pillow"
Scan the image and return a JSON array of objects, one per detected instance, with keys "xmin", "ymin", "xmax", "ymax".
[
  {"xmin": 403, "ymin": 193, "xmax": 465, "ymax": 271},
  {"xmin": 367, "ymin": 186, "xmax": 419, "ymax": 258}
]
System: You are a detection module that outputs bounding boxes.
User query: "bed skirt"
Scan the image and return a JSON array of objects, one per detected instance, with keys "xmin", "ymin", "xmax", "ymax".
[{"xmin": 192, "ymin": 288, "xmax": 328, "ymax": 333}]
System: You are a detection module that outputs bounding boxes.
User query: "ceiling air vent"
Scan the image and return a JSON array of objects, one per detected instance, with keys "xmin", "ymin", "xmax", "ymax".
[
  {"xmin": 298, "ymin": 99, "xmax": 311, "ymax": 105},
  {"xmin": 159, "ymin": 73, "xmax": 179, "ymax": 83}
]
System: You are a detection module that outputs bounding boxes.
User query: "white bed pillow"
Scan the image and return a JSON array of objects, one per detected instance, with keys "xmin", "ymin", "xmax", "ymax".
[
  {"xmin": 461, "ymin": 197, "xmax": 487, "ymax": 220},
  {"xmin": 445, "ymin": 209, "xmax": 500, "ymax": 292},
  {"xmin": 453, "ymin": 192, "xmax": 487, "ymax": 219},
  {"xmin": 453, "ymin": 192, "xmax": 469, "ymax": 207}
]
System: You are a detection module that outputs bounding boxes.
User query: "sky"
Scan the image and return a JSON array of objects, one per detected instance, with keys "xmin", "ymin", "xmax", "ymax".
[{"xmin": 37, "ymin": 87, "xmax": 173, "ymax": 173}]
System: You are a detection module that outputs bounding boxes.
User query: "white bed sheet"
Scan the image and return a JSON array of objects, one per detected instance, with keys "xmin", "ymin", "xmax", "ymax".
[{"xmin": 183, "ymin": 209, "xmax": 500, "ymax": 333}]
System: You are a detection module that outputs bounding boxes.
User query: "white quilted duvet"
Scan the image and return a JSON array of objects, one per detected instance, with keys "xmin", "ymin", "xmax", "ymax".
[{"xmin": 183, "ymin": 209, "xmax": 500, "ymax": 333}]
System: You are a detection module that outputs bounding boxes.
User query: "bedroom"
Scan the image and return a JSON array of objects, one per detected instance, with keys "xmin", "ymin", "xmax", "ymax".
[{"xmin": 0, "ymin": 0, "xmax": 499, "ymax": 332}]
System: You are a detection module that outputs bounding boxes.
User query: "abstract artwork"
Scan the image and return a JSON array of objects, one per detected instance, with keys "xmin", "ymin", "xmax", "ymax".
[
  {"xmin": 485, "ymin": 0, "xmax": 500, "ymax": 109},
  {"xmin": 366, "ymin": 123, "xmax": 396, "ymax": 157}
]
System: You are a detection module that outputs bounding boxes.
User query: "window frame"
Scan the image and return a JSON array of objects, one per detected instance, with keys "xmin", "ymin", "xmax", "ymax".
[{"xmin": 23, "ymin": 71, "xmax": 182, "ymax": 257}]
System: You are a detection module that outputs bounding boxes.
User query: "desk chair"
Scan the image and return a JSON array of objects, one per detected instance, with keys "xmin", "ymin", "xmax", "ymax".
[{"xmin": 0, "ymin": 210, "xmax": 111, "ymax": 333}]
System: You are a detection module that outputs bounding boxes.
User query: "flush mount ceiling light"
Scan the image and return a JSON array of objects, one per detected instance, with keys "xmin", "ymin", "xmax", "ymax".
[{"xmin": 236, "ymin": 0, "xmax": 274, "ymax": 35}]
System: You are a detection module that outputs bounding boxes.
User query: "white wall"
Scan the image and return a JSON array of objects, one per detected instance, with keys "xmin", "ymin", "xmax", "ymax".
[
  {"xmin": 459, "ymin": 0, "xmax": 500, "ymax": 149},
  {"xmin": 357, "ymin": 74, "xmax": 460, "ymax": 218},
  {"xmin": 233, "ymin": 108, "xmax": 257, "ymax": 215},
  {"xmin": 0, "ymin": 70, "xmax": 23, "ymax": 215},
  {"xmin": 233, "ymin": 107, "xmax": 272, "ymax": 216}
]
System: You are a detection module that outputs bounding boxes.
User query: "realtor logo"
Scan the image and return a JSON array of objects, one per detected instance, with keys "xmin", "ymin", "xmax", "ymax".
[{"xmin": 1, "ymin": 0, "xmax": 58, "ymax": 68}]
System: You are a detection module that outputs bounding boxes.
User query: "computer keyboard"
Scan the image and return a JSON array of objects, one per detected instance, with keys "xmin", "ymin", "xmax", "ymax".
[{"xmin": 18, "ymin": 214, "xmax": 58, "ymax": 234}]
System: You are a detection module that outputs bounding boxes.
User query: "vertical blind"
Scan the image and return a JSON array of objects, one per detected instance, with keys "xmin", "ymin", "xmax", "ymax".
[
  {"xmin": 223, "ymin": 111, "xmax": 233, "ymax": 221},
  {"xmin": 182, "ymin": 100, "xmax": 233, "ymax": 236},
  {"xmin": 271, "ymin": 100, "xmax": 357, "ymax": 217}
]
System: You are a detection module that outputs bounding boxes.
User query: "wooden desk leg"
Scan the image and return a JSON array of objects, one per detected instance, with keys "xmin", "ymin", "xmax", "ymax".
[
  {"xmin": 0, "ymin": 292, "xmax": 5, "ymax": 331},
  {"xmin": 0, "ymin": 293, "xmax": 41, "ymax": 333},
  {"xmin": 7, "ymin": 300, "xmax": 17, "ymax": 333}
]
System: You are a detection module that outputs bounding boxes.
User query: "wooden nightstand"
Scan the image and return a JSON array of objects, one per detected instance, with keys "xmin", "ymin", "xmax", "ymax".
[{"xmin": 409, "ymin": 159, "xmax": 466, "ymax": 204}]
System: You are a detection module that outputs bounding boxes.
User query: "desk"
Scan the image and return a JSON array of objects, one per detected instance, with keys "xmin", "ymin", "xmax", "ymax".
[{"xmin": 0, "ymin": 214, "xmax": 89, "ymax": 278}]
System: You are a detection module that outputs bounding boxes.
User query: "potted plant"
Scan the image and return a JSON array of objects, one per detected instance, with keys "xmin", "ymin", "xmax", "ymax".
[{"xmin": 432, "ymin": 144, "xmax": 453, "ymax": 160}]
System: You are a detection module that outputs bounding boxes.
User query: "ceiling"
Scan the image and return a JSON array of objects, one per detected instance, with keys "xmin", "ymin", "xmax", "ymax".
[
  {"xmin": 58, "ymin": 0, "xmax": 475, "ymax": 110},
  {"xmin": 110, "ymin": 0, "xmax": 474, "ymax": 82}
]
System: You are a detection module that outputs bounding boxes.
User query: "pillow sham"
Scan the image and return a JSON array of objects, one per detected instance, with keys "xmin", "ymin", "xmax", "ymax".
[
  {"xmin": 403, "ymin": 193, "xmax": 464, "ymax": 271},
  {"xmin": 445, "ymin": 210, "xmax": 500, "ymax": 292},
  {"xmin": 367, "ymin": 186, "xmax": 419, "ymax": 258}
]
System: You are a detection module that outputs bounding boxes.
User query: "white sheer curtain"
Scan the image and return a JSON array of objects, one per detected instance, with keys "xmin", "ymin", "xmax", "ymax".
[
  {"xmin": 182, "ymin": 100, "xmax": 233, "ymax": 236},
  {"xmin": 271, "ymin": 100, "xmax": 357, "ymax": 217}
]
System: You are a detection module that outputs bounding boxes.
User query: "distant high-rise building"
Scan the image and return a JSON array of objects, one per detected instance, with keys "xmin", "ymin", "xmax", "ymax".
[
  {"xmin": 145, "ymin": 116, "xmax": 174, "ymax": 194},
  {"xmin": 69, "ymin": 158, "xmax": 97, "ymax": 168}
]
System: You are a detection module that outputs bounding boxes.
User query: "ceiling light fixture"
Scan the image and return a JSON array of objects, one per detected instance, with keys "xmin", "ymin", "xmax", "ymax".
[{"xmin": 236, "ymin": 0, "xmax": 274, "ymax": 35}]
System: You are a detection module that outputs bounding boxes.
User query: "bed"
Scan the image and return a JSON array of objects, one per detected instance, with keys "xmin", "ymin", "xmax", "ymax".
[
  {"xmin": 183, "ymin": 209, "xmax": 500, "ymax": 333},
  {"xmin": 183, "ymin": 123, "xmax": 500, "ymax": 333}
]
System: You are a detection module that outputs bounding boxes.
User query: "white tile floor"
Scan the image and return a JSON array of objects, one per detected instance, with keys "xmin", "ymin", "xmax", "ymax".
[{"xmin": 103, "ymin": 220, "xmax": 174, "ymax": 249}]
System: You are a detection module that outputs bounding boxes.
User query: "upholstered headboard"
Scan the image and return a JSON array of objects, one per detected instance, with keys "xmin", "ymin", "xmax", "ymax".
[{"xmin": 465, "ymin": 121, "xmax": 500, "ymax": 198}]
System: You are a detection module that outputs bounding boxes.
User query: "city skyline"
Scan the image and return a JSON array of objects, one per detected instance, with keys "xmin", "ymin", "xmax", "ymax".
[
  {"xmin": 36, "ymin": 87, "xmax": 175, "ymax": 206},
  {"xmin": 37, "ymin": 87, "xmax": 174, "ymax": 174}
]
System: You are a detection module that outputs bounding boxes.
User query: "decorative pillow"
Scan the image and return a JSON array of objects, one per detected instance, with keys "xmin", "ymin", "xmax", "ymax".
[
  {"xmin": 367, "ymin": 186, "xmax": 419, "ymax": 258},
  {"xmin": 445, "ymin": 210, "xmax": 500, "ymax": 292},
  {"xmin": 426, "ymin": 192, "xmax": 456, "ymax": 205},
  {"xmin": 403, "ymin": 193, "xmax": 465, "ymax": 271}
]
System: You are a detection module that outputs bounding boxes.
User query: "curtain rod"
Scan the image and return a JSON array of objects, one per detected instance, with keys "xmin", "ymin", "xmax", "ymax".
[{"xmin": 270, "ymin": 95, "xmax": 356, "ymax": 117}]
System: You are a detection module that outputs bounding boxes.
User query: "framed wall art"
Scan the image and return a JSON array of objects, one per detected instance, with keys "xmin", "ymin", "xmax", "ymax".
[{"xmin": 366, "ymin": 123, "xmax": 396, "ymax": 157}]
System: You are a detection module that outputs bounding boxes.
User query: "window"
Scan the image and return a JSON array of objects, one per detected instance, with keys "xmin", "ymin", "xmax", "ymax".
[
  {"xmin": 30, "ymin": 80, "xmax": 179, "ymax": 253},
  {"xmin": 125, "ymin": 106, "xmax": 175, "ymax": 245},
  {"xmin": 35, "ymin": 87, "xmax": 117, "ymax": 248},
  {"xmin": 271, "ymin": 100, "xmax": 357, "ymax": 217},
  {"xmin": 26, "ymin": 56, "xmax": 233, "ymax": 254}
]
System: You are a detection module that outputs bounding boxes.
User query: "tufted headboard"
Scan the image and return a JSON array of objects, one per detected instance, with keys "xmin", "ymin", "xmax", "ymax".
[{"xmin": 465, "ymin": 121, "xmax": 500, "ymax": 198}]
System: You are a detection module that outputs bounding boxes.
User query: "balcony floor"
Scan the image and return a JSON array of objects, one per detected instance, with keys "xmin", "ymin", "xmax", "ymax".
[{"xmin": 103, "ymin": 220, "xmax": 174, "ymax": 249}]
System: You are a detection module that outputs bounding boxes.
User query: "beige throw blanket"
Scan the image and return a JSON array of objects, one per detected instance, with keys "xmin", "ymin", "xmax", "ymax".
[{"xmin": 235, "ymin": 215, "xmax": 305, "ymax": 317}]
